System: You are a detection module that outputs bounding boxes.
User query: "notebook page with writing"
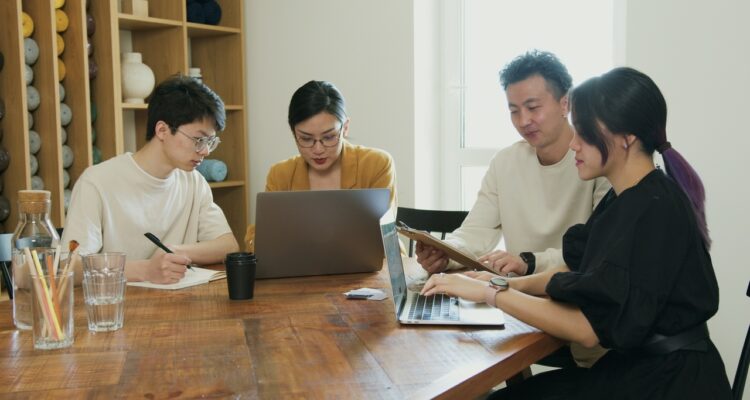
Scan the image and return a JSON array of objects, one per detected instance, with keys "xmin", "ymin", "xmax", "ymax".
[{"xmin": 127, "ymin": 267, "xmax": 226, "ymax": 290}]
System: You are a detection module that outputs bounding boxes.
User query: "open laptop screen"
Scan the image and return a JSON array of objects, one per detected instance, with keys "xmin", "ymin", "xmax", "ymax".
[
  {"xmin": 381, "ymin": 222, "xmax": 407, "ymax": 316},
  {"xmin": 255, "ymin": 188, "xmax": 390, "ymax": 279}
]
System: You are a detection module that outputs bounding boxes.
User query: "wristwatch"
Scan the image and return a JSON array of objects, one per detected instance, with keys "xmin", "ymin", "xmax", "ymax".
[
  {"xmin": 520, "ymin": 252, "xmax": 536, "ymax": 275},
  {"xmin": 484, "ymin": 276, "xmax": 509, "ymax": 308}
]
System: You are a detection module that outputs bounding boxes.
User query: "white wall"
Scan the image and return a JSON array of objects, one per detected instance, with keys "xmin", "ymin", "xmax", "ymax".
[
  {"xmin": 625, "ymin": 0, "xmax": 750, "ymax": 394},
  {"xmin": 245, "ymin": 0, "xmax": 749, "ymax": 392},
  {"xmin": 245, "ymin": 0, "xmax": 415, "ymax": 222}
]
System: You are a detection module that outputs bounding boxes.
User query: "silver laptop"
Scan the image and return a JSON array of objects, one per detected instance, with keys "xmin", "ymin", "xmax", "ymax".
[
  {"xmin": 255, "ymin": 189, "xmax": 390, "ymax": 279},
  {"xmin": 381, "ymin": 222, "xmax": 505, "ymax": 326}
]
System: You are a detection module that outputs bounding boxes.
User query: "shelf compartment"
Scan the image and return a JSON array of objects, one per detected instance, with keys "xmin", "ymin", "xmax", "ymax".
[
  {"xmin": 190, "ymin": 33, "xmax": 244, "ymax": 105},
  {"xmin": 60, "ymin": 0, "xmax": 93, "ymax": 206},
  {"xmin": 0, "ymin": 0, "xmax": 31, "ymax": 231},
  {"xmin": 24, "ymin": 0, "xmax": 65, "ymax": 224}
]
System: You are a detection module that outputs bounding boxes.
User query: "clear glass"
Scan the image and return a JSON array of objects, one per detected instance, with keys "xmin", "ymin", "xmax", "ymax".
[
  {"xmin": 82, "ymin": 253, "xmax": 127, "ymax": 332},
  {"xmin": 29, "ymin": 251, "xmax": 74, "ymax": 350},
  {"xmin": 11, "ymin": 200, "xmax": 60, "ymax": 330}
]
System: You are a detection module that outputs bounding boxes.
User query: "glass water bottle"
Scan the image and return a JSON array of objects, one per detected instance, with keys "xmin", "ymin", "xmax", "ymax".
[{"xmin": 11, "ymin": 190, "xmax": 59, "ymax": 330}]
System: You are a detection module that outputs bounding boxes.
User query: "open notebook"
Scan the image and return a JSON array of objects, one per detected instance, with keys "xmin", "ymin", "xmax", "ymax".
[{"xmin": 127, "ymin": 267, "xmax": 226, "ymax": 290}]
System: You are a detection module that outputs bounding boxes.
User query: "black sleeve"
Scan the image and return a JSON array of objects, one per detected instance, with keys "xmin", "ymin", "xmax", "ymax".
[
  {"xmin": 547, "ymin": 196, "xmax": 689, "ymax": 349},
  {"xmin": 561, "ymin": 223, "xmax": 588, "ymax": 271}
]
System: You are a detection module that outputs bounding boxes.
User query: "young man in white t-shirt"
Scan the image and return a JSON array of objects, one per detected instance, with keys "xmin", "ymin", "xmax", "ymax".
[
  {"xmin": 63, "ymin": 75, "xmax": 239, "ymax": 284},
  {"xmin": 416, "ymin": 51, "xmax": 610, "ymax": 368}
]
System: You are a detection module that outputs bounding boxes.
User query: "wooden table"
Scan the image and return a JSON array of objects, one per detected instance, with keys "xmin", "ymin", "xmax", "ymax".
[{"xmin": 0, "ymin": 258, "xmax": 562, "ymax": 399}]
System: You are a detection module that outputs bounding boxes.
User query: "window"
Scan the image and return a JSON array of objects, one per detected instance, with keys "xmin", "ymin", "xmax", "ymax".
[{"xmin": 441, "ymin": 0, "xmax": 618, "ymax": 210}]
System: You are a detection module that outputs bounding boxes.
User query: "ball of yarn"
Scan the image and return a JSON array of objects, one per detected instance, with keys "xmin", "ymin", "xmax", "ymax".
[
  {"xmin": 56, "ymin": 9, "xmax": 69, "ymax": 33},
  {"xmin": 0, "ymin": 195, "xmax": 10, "ymax": 222},
  {"xmin": 89, "ymin": 58, "xmax": 98, "ymax": 80},
  {"xmin": 25, "ymin": 64, "xmax": 34, "ymax": 85},
  {"xmin": 62, "ymin": 145, "xmax": 74, "ymax": 168},
  {"xmin": 27, "ymin": 85, "xmax": 41, "ymax": 111},
  {"xmin": 29, "ymin": 154, "xmax": 38, "ymax": 175},
  {"xmin": 29, "ymin": 130, "xmax": 41, "ymax": 154},
  {"xmin": 196, "ymin": 159, "xmax": 228, "ymax": 182},
  {"xmin": 58, "ymin": 58, "xmax": 66, "ymax": 81},
  {"xmin": 31, "ymin": 176, "xmax": 44, "ymax": 190},
  {"xmin": 59, "ymin": 82, "xmax": 66, "ymax": 102},
  {"xmin": 86, "ymin": 13, "xmax": 95, "ymax": 36},
  {"xmin": 63, "ymin": 169, "xmax": 70, "ymax": 188},
  {"xmin": 92, "ymin": 146, "xmax": 102, "ymax": 164},
  {"xmin": 57, "ymin": 33, "xmax": 65, "ymax": 55},
  {"xmin": 64, "ymin": 189, "xmax": 72, "ymax": 211},
  {"xmin": 203, "ymin": 1, "xmax": 222, "ymax": 25},
  {"xmin": 28, "ymin": 112, "xmax": 34, "ymax": 129},
  {"xmin": 60, "ymin": 102, "xmax": 73, "ymax": 126},
  {"xmin": 61, "ymin": 126, "xmax": 67, "ymax": 144},
  {"xmin": 186, "ymin": 2, "xmax": 206, "ymax": 24},
  {"xmin": 0, "ymin": 146, "xmax": 10, "ymax": 173},
  {"xmin": 22, "ymin": 12, "xmax": 34, "ymax": 38},
  {"xmin": 25, "ymin": 38, "xmax": 39, "ymax": 65}
]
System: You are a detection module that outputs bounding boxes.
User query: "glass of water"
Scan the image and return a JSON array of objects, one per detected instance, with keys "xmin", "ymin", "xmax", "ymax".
[{"xmin": 81, "ymin": 253, "xmax": 126, "ymax": 332}]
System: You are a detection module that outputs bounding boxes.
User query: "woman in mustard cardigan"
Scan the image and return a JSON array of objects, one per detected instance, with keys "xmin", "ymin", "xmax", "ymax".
[{"xmin": 245, "ymin": 80, "xmax": 396, "ymax": 251}]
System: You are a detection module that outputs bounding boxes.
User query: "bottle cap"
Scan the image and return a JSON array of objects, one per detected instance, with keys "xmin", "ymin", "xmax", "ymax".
[{"xmin": 18, "ymin": 190, "xmax": 51, "ymax": 214}]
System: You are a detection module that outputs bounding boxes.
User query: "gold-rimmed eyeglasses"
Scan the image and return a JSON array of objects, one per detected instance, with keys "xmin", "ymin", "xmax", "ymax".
[
  {"xmin": 176, "ymin": 129, "xmax": 221, "ymax": 153},
  {"xmin": 294, "ymin": 128, "xmax": 342, "ymax": 148}
]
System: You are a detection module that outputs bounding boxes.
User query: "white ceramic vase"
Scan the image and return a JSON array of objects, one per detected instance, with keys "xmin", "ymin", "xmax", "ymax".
[{"xmin": 121, "ymin": 52, "xmax": 155, "ymax": 104}]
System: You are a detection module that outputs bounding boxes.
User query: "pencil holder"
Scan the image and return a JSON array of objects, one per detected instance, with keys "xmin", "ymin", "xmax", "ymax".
[
  {"xmin": 27, "ymin": 249, "xmax": 74, "ymax": 350},
  {"xmin": 31, "ymin": 270, "xmax": 74, "ymax": 350}
]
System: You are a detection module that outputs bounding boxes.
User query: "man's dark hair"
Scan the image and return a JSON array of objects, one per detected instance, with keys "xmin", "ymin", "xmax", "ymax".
[
  {"xmin": 499, "ymin": 50, "xmax": 573, "ymax": 100},
  {"xmin": 146, "ymin": 75, "xmax": 226, "ymax": 140},
  {"xmin": 288, "ymin": 80, "xmax": 347, "ymax": 131}
]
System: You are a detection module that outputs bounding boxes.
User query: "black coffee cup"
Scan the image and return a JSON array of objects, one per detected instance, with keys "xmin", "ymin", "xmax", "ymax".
[{"xmin": 225, "ymin": 252, "xmax": 256, "ymax": 300}]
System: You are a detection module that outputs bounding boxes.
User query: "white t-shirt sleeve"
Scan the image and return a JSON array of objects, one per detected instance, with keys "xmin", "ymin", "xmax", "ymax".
[{"xmin": 61, "ymin": 176, "xmax": 103, "ymax": 255}]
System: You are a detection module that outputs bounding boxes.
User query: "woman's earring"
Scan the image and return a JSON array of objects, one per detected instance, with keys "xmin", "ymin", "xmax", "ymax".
[{"xmin": 623, "ymin": 142, "xmax": 629, "ymax": 149}]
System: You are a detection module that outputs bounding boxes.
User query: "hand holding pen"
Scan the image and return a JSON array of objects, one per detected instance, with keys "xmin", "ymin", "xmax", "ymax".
[{"xmin": 144, "ymin": 232, "xmax": 194, "ymax": 270}]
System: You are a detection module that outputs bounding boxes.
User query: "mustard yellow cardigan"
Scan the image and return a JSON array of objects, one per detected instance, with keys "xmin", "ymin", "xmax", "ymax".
[{"xmin": 245, "ymin": 141, "xmax": 397, "ymax": 251}]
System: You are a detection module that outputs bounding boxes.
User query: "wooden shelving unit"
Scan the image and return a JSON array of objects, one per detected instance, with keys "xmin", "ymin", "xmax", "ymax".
[{"xmin": 0, "ymin": 0, "xmax": 249, "ymax": 245}]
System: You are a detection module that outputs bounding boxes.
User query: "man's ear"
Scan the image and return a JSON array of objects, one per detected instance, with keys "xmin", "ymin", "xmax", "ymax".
[
  {"xmin": 560, "ymin": 94, "xmax": 570, "ymax": 116},
  {"xmin": 154, "ymin": 121, "xmax": 171, "ymax": 140}
]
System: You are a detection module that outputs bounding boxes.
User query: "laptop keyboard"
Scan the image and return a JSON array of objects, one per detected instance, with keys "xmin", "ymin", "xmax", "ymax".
[{"xmin": 408, "ymin": 293, "xmax": 459, "ymax": 321}]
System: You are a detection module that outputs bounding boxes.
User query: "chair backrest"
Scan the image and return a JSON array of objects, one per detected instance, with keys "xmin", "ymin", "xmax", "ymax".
[
  {"xmin": 396, "ymin": 207, "xmax": 469, "ymax": 256},
  {"xmin": 733, "ymin": 280, "xmax": 750, "ymax": 400}
]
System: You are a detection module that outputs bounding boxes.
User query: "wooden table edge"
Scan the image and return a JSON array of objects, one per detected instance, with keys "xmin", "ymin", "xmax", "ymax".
[{"xmin": 408, "ymin": 332, "xmax": 564, "ymax": 400}]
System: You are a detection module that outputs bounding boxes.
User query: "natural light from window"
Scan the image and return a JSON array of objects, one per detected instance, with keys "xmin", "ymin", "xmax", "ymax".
[
  {"xmin": 463, "ymin": 0, "xmax": 615, "ymax": 149},
  {"xmin": 450, "ymin": 0, "xmax": 615, "ymax": 209}
]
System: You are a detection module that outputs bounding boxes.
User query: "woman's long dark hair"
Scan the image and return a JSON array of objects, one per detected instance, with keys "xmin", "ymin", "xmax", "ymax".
[{"xmin": 570, "ymin": 67, "xmax": 710, "ymax": 248}]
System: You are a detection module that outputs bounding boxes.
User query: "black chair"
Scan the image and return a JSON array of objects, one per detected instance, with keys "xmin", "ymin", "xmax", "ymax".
[
  {"xmin": 733, "ymin": 280, "xmax": 750, "ymax": 400},
  {"xmin": 396, "ymin": 207, "xmax": 469, "ymax": 257}
]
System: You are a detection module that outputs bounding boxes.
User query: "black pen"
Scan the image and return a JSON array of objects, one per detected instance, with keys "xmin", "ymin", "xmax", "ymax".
[{"xmin": 144, "ymin": 232, "xmax": 194, "ymax": 270}]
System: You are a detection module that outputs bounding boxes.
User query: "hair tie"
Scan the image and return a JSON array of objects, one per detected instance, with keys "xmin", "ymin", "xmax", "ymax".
[{"xmin": 657, "ymin": 141, "xmax": 672, "ymax": 154}]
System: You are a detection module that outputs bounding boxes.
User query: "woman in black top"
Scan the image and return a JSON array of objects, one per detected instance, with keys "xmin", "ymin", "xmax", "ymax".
[{"xmin": 421, "ymin": 67, "xmax": 732, "ymax": 399}]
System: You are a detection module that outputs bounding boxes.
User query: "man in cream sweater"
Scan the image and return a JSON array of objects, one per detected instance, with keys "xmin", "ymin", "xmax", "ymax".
[
  {"xmin": 62, "ymin": 76, "xmax": 239, "ymax": 284},
  {"xmin": 416, "ymin": 51, "xmax": 610, "ymax": 367}
]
